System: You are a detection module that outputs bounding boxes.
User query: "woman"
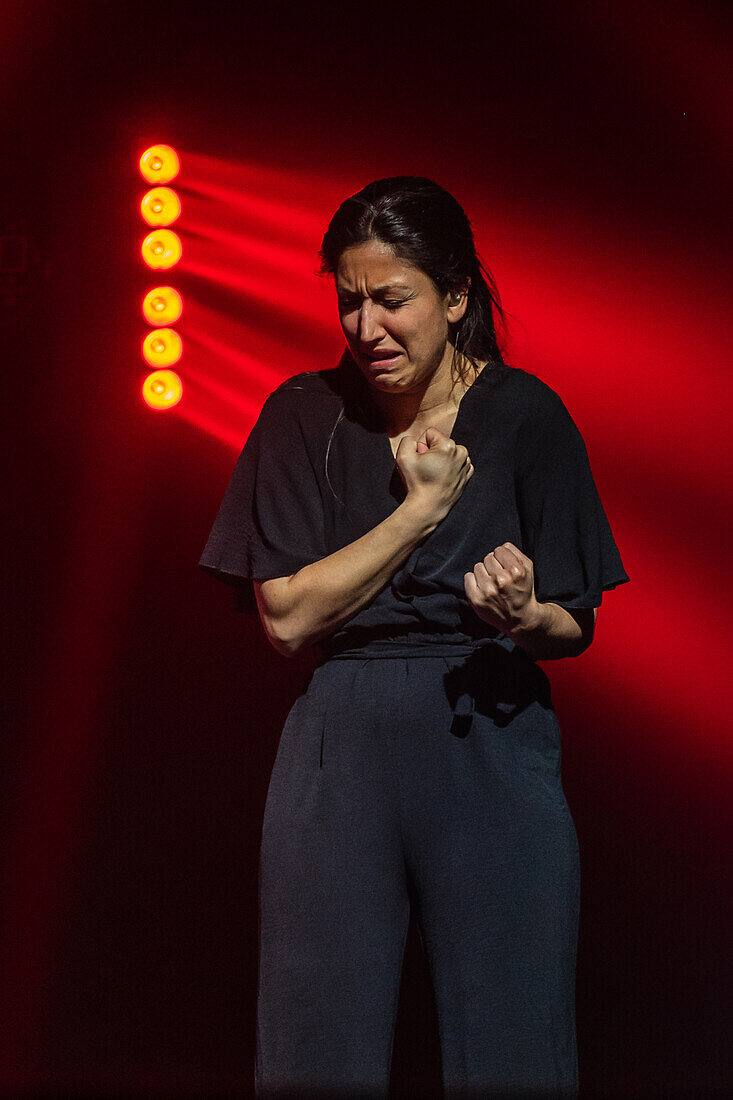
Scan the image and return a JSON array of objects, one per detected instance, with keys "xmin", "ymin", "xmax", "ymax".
[{"xmin": 199, "ymin": 176, "xmax": 630, "ymax": 1098}]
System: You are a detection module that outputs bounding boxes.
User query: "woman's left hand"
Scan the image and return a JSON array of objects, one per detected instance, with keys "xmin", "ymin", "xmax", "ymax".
[{"xmin": 464, "ymin": 542, "xmax": 542, "ymax": 635}]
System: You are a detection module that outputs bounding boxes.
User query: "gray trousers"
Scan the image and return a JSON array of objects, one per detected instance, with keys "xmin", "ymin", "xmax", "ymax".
[{"xmin": 255, "ymin": 639, "xmax": 580, "ymax": 1098}]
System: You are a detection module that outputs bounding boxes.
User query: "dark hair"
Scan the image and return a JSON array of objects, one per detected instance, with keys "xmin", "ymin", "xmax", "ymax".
[{"xmin": 318, "ymin": 176, "xmax": 511, "ymax": 385}]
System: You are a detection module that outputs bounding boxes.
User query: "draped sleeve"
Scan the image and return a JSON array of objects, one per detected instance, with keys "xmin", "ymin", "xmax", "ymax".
[
  {"xmin": 198, "ymin": 387, "xmax": 328, "ymax": 613},
  {"xmin": 516, "ymin": 383, "xmax": 630, "ymax": 609}
]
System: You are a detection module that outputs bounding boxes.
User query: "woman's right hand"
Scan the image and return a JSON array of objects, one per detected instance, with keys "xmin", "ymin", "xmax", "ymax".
[{"xmin": 395, "ymin": 426, "xmax": 475, "ymax": 527}]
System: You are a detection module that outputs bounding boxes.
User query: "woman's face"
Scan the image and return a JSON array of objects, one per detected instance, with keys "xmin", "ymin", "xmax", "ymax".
[{"xmin": 335, "ymin": 239, "xmax": 466, "ymax": 397}]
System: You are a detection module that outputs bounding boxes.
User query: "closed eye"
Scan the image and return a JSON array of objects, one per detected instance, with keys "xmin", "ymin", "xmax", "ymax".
[{"xmin": 337, "ymin": 298, "xmax": 407, "ymax": 310}]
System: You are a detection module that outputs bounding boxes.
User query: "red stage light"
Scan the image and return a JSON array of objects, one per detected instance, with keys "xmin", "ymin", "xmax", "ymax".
[
  {"xmin": 139, "ymin": 144, "xmax": 180, "ymax": 184},
  {"xmin": 142, "ymin": 286, "xmax": 183, "ymax": 326},
  {"xmin": 141, "ymin": 369, "xmax": 183, "ymax": 409},
  {"xmin": 142, "ymin": 327, "xmax": 182, "ymax": 368},
  {"xmin": 140, "ymin": 186, "xmax": 181, "ymax": 227},
  {"xmin": 141, "ymin": 228, "xmax": 182, "ymax": 270}
]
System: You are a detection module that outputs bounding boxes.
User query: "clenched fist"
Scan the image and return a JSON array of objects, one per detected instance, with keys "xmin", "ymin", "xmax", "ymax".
[{"xmin": 464, "ymin": 541, "xmax": 542, "ymax": 635}]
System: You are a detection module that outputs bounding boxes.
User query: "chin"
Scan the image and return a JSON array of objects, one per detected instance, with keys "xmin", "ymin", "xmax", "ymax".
[
  {"xmin": 357, "ymin": 360, "xmax": 403, "ymax": 384},
  {"xmin": 366, "ymin": 373, "xmax": 407, "ymax": 393}
]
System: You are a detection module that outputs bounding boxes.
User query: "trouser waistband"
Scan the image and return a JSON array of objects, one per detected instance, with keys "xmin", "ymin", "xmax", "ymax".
[
  {"xmin": 315, "ymin": 637, "xmax": 502, "ymax": 734},
  {"xmin": 317, "ymin": 637, "xmax": 497, "ymax": 661}
]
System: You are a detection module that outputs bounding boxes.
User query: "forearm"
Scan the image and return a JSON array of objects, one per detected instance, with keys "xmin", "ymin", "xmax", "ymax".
[
  {"xmin": 507, "ymin": 601, "xmax": 594, "ymax": 661},
  {"xmin": 274, "ymin": 498, "xmax": 436, "ymax": 654}
]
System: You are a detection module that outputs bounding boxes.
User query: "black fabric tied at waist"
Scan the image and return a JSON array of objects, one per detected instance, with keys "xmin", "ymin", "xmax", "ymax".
[{"xmin": 315, "ymin": 635, "xmax": 506, "ymax": 738}]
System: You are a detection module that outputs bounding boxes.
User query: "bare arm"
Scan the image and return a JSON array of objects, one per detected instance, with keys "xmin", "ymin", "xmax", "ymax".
[
  {"xmin": 253, "ymin": 427, "xmax": 478, "ymax": 657},
  {"xmin": 254, "ymin": 496, "xmax": 437, "ymax": 657},
  {"xmin": 507, "ymin": 604, "xmax": 598, "ymax": 660}
]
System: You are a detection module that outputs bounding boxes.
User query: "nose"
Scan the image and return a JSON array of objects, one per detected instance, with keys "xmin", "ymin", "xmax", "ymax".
[{"xmin": 358, "ymin": 299, "xmax": 386, "ymax": 343}]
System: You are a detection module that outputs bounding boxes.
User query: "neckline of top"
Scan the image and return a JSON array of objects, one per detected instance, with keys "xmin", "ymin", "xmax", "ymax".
[{"xmin": 382, "ymin": 361, "xmax": 491, "ymax": 462}]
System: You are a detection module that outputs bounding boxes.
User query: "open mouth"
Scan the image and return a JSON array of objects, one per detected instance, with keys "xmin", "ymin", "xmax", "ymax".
[{"xmin": 364, "ymin": 352, "xmax": 402, "ymax": 368}]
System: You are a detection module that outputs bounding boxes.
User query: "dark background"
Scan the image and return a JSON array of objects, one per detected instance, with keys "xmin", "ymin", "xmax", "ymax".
[{"xmin": 2, "ymin": 0, "xmax": 732, "ymax": 1095}]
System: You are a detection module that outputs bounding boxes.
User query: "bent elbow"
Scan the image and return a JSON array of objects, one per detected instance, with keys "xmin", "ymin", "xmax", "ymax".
[
  {"xmin": 276, "ymin": 637, "xmax": 306, "ymax": 659},
  {"xmin": 567, "ymin": 607, "xmax": 597, "ymax": 657},
  {"xmin": 253, "ymin": 575, "xmax": 304, "ymax": 657},
  {"xmin": 261, "ymin": 613, "xmax": 309, "ymax": 658},
  {"xmin": 261, "ymin": 618, "xmax": 301, "ymax": 658}
]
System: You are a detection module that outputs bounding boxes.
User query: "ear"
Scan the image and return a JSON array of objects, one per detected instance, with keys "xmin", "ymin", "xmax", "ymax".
[{"xmin": 446, "ymin": 277, "xmax": 470, "ymax": 324}]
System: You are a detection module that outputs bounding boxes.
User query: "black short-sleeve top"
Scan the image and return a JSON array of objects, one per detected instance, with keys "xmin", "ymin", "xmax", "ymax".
[{"xmin": 199, "ymin": 354, "xmax": 630, "ymax": 657}]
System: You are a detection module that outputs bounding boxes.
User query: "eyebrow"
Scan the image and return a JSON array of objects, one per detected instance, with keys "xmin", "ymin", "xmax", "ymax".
[{"xmin": 337, "ymin": 283, "xmax": 411, "ymax": 294}]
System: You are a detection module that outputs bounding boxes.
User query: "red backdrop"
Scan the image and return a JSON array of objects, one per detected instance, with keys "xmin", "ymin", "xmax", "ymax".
[{"xmin": 2, "ymin": 0, "xmax": 731, "ymax": 1095}]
